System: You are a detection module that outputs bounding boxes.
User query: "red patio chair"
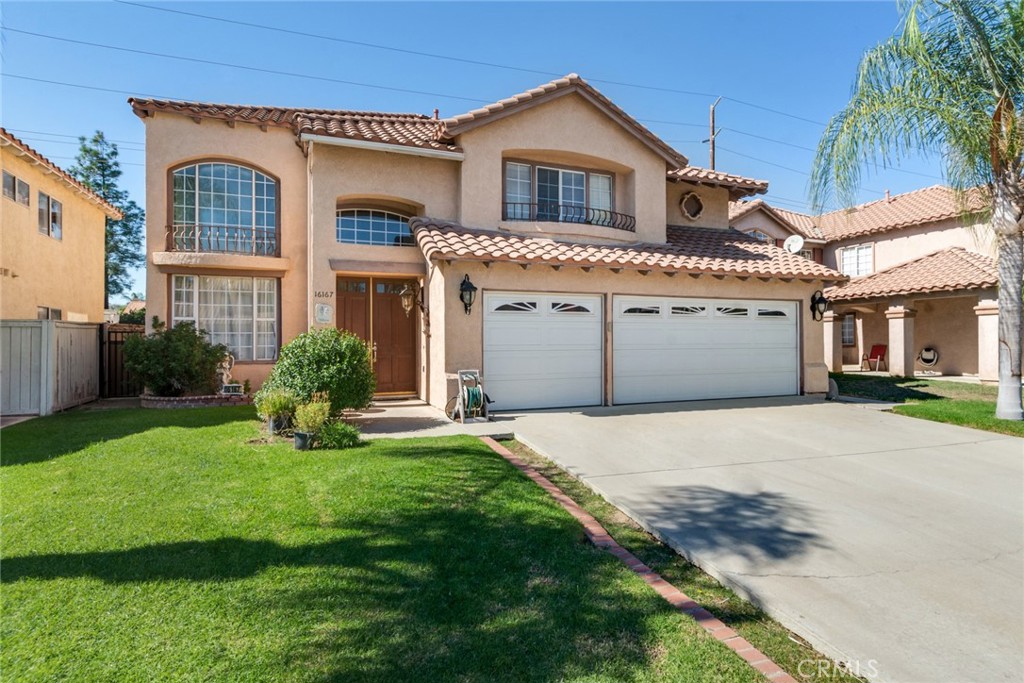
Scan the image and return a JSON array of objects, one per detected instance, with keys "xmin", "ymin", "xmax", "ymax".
[{"xmin": 862, "ymin": 344, "xmax": 887, "ymax": 371}]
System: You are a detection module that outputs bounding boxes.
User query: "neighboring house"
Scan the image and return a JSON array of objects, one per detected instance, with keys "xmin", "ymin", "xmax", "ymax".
[
  {"xmin": 131, "ymin": 74, "xmax": 844, "ymax": 410},
  {"xmin": 730, "ymin": 186, "xmax": 999, "ymax": 380},
  {"xmin": 1, "ymin": 128, "xmax": 121, "ymax": 322}
]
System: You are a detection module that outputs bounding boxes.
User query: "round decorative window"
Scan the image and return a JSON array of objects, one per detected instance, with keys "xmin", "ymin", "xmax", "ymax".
[{"xmin": 679, "ymin": 192, "xmax": 704, "ymax": 221}]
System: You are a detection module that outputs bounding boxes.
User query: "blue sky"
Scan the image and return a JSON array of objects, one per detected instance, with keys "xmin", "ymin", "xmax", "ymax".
[{"xmin": 1, "ymin": 1, "xmax": 944, "ymax": 301}]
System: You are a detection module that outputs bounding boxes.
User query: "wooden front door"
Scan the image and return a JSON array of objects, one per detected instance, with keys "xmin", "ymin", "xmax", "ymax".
[{"xmin": 336, "ymin": 277, "xmax": 417, "ymax": 395}]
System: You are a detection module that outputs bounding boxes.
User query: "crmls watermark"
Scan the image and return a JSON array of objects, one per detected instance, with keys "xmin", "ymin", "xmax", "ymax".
[{"xmin": 797, "ymin": 658, "xmax": 879, "ymax": 679}]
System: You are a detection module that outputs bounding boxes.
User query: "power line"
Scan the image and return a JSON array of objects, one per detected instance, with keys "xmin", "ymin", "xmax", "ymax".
[
  {"xmin": 716, "ymin": 144, "xmax": 887, "ymax": 196},
  {"xmin": 5, "ymin": 128, "xmax": 144, "ymax": 147},
  {"xmin": 12, "ymin": 134, "xmax": 145, "ymax": 151},
  {"xmin": 1, "ymin": 72, "xmax": 178, "ymax": 99},
  {"xmin": 114, "ymin": 0, "xmax": 826, "ymax": 127},
  {"xmin": 2, "ymin": 27, "xmax": 491, "ymax": 104}
]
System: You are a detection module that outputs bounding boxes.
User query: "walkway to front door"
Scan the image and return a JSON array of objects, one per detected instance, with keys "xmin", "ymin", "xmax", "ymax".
[{"xmin": 336, "ymin": 277, "xmax": 418, "ymax": 395}]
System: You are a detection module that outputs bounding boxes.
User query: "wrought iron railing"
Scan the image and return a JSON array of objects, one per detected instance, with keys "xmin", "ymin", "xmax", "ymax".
[
  {"xmin": 167, "ymin": 224, "xmax": 279, "ymax": 257},
  {"xmin": 502, "ymin": 202, "xmax": 636, "ymax": 232}
]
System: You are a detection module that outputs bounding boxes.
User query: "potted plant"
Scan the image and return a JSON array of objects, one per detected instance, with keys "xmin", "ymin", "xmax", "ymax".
[
  {"xmin": 254, "ymin": 388, "xmax": 298, "ymax": 435},
  {"xmin": 293, "ymin": 400, "xmax": 330, "ymax": 451}
]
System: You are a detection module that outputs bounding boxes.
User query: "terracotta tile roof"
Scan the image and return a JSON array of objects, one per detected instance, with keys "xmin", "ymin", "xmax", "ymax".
[
  {"xmin": 732, "ymin": 186, "xmax": 990, "ymax": 244},
  {"xmin": 669, "ymin": 168, "xmax": 768, "ymax": 198},
  {"xmin": 728, "ymin": 199, "xmax": 824, "ymax": 240},
  {"xmin": 817, "ymin": 186, "xmax": 988, "ymax": 241},
  {"xmin": 129, "ymin": 98, "xmax": 300, "ymax": 127},
  {"xmin": 294, "ymin": 111, "xmax": 459, "ymax": 152},
  {"xmin": 826, "ymin": 247, "xmax": 997, "ymax": 301},
  {"xmin": 411, "ymin": 217, "xmax": 844, "ymax": 281},
  {"xmin": 0, "ymin": 128, "xmax": 122, "ymax": 219},
  {"xmin": 440, "ymin": 73, "xmax": 689, "ymax": 168}
]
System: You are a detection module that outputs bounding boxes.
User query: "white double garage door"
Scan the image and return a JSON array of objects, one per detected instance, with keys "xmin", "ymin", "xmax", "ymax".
[{"xmin": 484, "ymin": 292, "xmax": 800, "ymax": 410}]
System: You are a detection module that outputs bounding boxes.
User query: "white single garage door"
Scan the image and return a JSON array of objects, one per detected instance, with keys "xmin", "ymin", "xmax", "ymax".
[
  {"xmin": 483, "ymin": 292, "xmax": 603, "ymax": 410},
  {"xmin": 613, "ymin": 295, "xmax": 799, "ymax": 404}
]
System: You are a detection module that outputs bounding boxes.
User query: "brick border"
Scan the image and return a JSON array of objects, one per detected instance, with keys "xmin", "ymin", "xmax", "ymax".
[
  {"xmin": 480, "ymin": 437, "xmax": 798, "ymax": 683},
  {"xmin": 140, "ymin": 394, "xmax": 253, "ymax": 409}
]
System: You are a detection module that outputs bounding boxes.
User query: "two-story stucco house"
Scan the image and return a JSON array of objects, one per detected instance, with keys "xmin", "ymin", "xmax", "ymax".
[
  {"xmin": 131, "ymin": 74, "xmax": 844, "ymax": 410},
  {"xmin": 1, "ymin": 128, "xmax": 121, "ymax": 322},
  {"xmin": 730, "ymin": 186, "xmax": 999, "ymax": 381}
]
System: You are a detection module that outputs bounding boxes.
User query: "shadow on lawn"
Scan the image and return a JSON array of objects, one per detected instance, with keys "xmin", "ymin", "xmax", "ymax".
[
  {"xmin": 0, "ymin": 406, "xmax": 254, "ymax": 467},
  {"xmin": 830, "ymin": 374, "xmax": 948, "ymax": 403},
  {"xmin": 4, "ymin": 479, "xmax": 688, "ymax": 681}
]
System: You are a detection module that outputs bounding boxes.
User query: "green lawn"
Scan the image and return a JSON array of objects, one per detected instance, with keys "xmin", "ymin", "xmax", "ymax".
[
  {"xmin": 831, "ymin": 374, "xmax": 1024, "ymax": 437},
  {"xmin": 2, "ymin": 407, "xmax": 768, "ymax": 683}
]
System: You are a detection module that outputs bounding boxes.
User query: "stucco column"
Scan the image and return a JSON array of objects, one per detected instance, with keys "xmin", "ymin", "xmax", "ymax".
[
  {"xmin": 885, "ymin": 303, "xmax": 916, "ymax": 377},
  {"xmin": 822, "ymin": 311, "xmax": 844, "ymax": 373},
  {"xmin": 974, "ymin": 296, "xmax": 999, "ymax": 382}
]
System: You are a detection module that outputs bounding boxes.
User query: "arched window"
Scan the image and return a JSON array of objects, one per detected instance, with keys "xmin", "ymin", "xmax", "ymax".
[
  {"xmin": 336, "ymin": 209, "xmax": 414, "ymax": 246},
  {"xmin": 746, "ymin": 229, "xmax": 772, "ymax": 243},
  {"xmin": 171, "ymin": 162, "xmax": 278, "ymax": 255}
]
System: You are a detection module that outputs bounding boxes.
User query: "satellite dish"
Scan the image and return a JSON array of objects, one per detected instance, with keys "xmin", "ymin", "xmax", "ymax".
[{"xmin": 783, "ymin": 235, "xmax": 805, "ymax": 254}]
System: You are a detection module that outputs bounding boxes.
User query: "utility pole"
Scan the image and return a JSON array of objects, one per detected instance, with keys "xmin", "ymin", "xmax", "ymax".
[{"xmin": 703, "ymin": 96, "xmax": 722, "ymax": 170}]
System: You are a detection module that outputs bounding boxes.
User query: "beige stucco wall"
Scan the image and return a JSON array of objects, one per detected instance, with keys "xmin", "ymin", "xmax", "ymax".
[
  {"xmin": 666, "ymin": 182, "xmax": 731, "ymax": 230},
  {"xmin": 425, "ymin": 260, "xmax": 829, "ymax": 408},
  {"xmin": 824, "ymin": 218, "xmax": 996, "ymax": 273},
  {"xmin": 0, "ymin": 147, "xmax": 106, "ymax": 321},
  {"xmin": 140, "ymin": 113, "xmax": 309, "ymax": 387},
  {"xmin": 457, "ymin": 93, "xmax": 671, "ymax": 244}
]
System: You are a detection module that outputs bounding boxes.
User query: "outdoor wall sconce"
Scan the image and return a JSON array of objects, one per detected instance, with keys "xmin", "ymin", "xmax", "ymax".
[
  {"xmin": 459, "ymin": 274, "xmax": 478, "ymax": 315},
  {"xmin": 810, "ymin": 290, "xmax": 829, "ymax": 321},
  {"xmin": 399, "ymin": 283, "xmax": 424, "ymax": 318}
]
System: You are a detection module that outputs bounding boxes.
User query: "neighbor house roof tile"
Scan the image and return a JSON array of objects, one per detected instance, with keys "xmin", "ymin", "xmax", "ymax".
[
  {"xmin": 411, "ymin": 217, "xmax": 844, "ymax": 281},
  {"xmin": 731, "ymin": 186, "xmax": 989, "ymax": 244},
  {"xmin": 826, "ymin": 247, "xmax": 997, "ymax": 301},
  {"xmin": 0, "ymin": 127, "xmax": 122, "ymax": 219}
]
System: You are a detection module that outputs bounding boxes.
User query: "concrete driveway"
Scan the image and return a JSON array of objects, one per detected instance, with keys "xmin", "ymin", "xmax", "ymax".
[{"xmin": 508, "ymin": 397, "xmax": 1023, "ymax": 683}]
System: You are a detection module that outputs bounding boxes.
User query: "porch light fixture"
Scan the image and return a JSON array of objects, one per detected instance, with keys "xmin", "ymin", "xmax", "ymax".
[
  {"xmin": 810, "ymin": 290, "xmax": 829, "ymax": 321},
  {"xmin": 399, "ymin": 283, "xmax": 424, "ymax": 318},
  {"xmin": 459, "ymin": 274, "xmax": 478, "ymax": 315}
]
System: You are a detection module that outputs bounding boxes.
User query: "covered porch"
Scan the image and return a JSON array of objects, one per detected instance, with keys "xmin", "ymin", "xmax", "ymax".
[{"xmin": 822, "ymin": 247, "xmax": 999, "ymax": 382}]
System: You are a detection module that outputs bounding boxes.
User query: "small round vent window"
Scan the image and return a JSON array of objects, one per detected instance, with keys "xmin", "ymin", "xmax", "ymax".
[{"xmin": 679, "ymin": 192, "xmax": 704, "ymax": 221}]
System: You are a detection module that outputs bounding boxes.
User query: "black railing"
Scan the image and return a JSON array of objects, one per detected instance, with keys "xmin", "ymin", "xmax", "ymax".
[
  {"xmin": 167, "ymin": 224, "xmax": 279, "ymax": 257},
  {"xmin": 502, "ymin": 202, "xmax": 636, "ymax": 232}
]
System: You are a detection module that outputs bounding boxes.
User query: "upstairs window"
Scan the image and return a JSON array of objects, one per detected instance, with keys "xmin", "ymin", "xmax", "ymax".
[
  {"xmin": 503, "ymin": 160, "xmax": 629, "ymax": 230},
  {"xmin": 841, "ymin": 244, "xmax": 873, "ymax": 276},
  {"xmin": 3, "ymin": 170, "xmax": 29, "ymax": 206},
  {"xmin": 746, "ymin": 229, "xmax": 772, "ymax": 242},
  {"xmin": 336, "ymin": 209, "xmax": 414, "ymax": 246},
  {"xmin": 37, "ymin": 192, "xmax": 62, "ymax": 240},
  {"xmin": 171, "ymin": 162, "xmax": 278, "ymax": 256}
]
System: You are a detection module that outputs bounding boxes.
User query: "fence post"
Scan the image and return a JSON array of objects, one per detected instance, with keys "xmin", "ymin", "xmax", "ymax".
[{"xmin": 39, "ymin": 320, "xmax": 55, "ymax": 416}]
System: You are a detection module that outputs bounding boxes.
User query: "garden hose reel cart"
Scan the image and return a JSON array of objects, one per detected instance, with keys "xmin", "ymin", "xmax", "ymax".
[{"xmin": 449, "ymin": 370, "xmax": 491, "ymax": 424}]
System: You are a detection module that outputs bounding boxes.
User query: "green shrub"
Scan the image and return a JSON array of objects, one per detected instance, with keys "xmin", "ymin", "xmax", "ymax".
[
  {"xmin": 318, "ymin": 420, "xmax": 362, "ymax": 449},
  {"xmin": 119, "ymin": 307, "xmax": 146, "ymax": 325},
  {"xmin": 123, "ymin": 318, "xmax": 226, "ymax": 397},
  {"xmin": 262, "ymin": 328, "xmax": 375, "ymax": 412},
  {"xmin": 294, "ymin": 401, "xmax": 331, "ymax": 434},
  {"xmin": 253, "ymin": 387, "xmax": 298, "ymax": 420}
]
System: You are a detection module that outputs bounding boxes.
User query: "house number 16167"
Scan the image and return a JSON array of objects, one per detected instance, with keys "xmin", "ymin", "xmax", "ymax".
[{"xmin": 313, "ymin": 291, "xmax": 333, "ymax": 299}]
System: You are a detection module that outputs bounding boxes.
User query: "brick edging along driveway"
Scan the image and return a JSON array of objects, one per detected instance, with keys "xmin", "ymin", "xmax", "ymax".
[{"xmin": 479, "ymin": 437, "xmax": 799, "ymax": 683}]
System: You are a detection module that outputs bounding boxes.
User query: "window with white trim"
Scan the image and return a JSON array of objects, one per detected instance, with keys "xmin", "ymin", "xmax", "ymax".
[
  {"xmin": 502, "ymin": 160, "xmax": 615, "ymax": 225},
  {"xmin": 799, "ymin": 249, "xmax": 814, "ymax": 261},
  {"xmin": 841, "ymin": 315, "xmax": 856, "ymax": 346},
  {"xmin": 336, "ymin": 209, "xmax": 413, "ymax": 246},
  {"xmin": 3, "ymin": 170, "xmax": 29, "ymax": 206},
  {"xmin": 172, "ymin": 275, "xmax": 278, "ymax": 361},
  {"xmin": 841, "ymin": 244, "xmax": 873, "ymax": 276},
  {"xmin": 37, "ymin": 192, "xmax": 62, "ymax": 239},
  {"xmin": 172, "ymin": 162, "xmax": 277, "ymax": 255}
]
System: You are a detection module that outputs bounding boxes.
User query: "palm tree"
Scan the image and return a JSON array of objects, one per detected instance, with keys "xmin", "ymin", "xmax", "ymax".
[{"xmin": 812, "ymin": 0, "xmax": 1024, "ymax": 420}]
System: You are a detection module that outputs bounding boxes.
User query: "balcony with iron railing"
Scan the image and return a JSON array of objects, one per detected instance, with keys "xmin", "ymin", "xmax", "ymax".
[
  {"xmin": 502, "ymin": 202, "xmax": 636, "ymax": 232},
  {"xmin": 166, "ymin": 223, "xmax": 280, "ymax": 257}
]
